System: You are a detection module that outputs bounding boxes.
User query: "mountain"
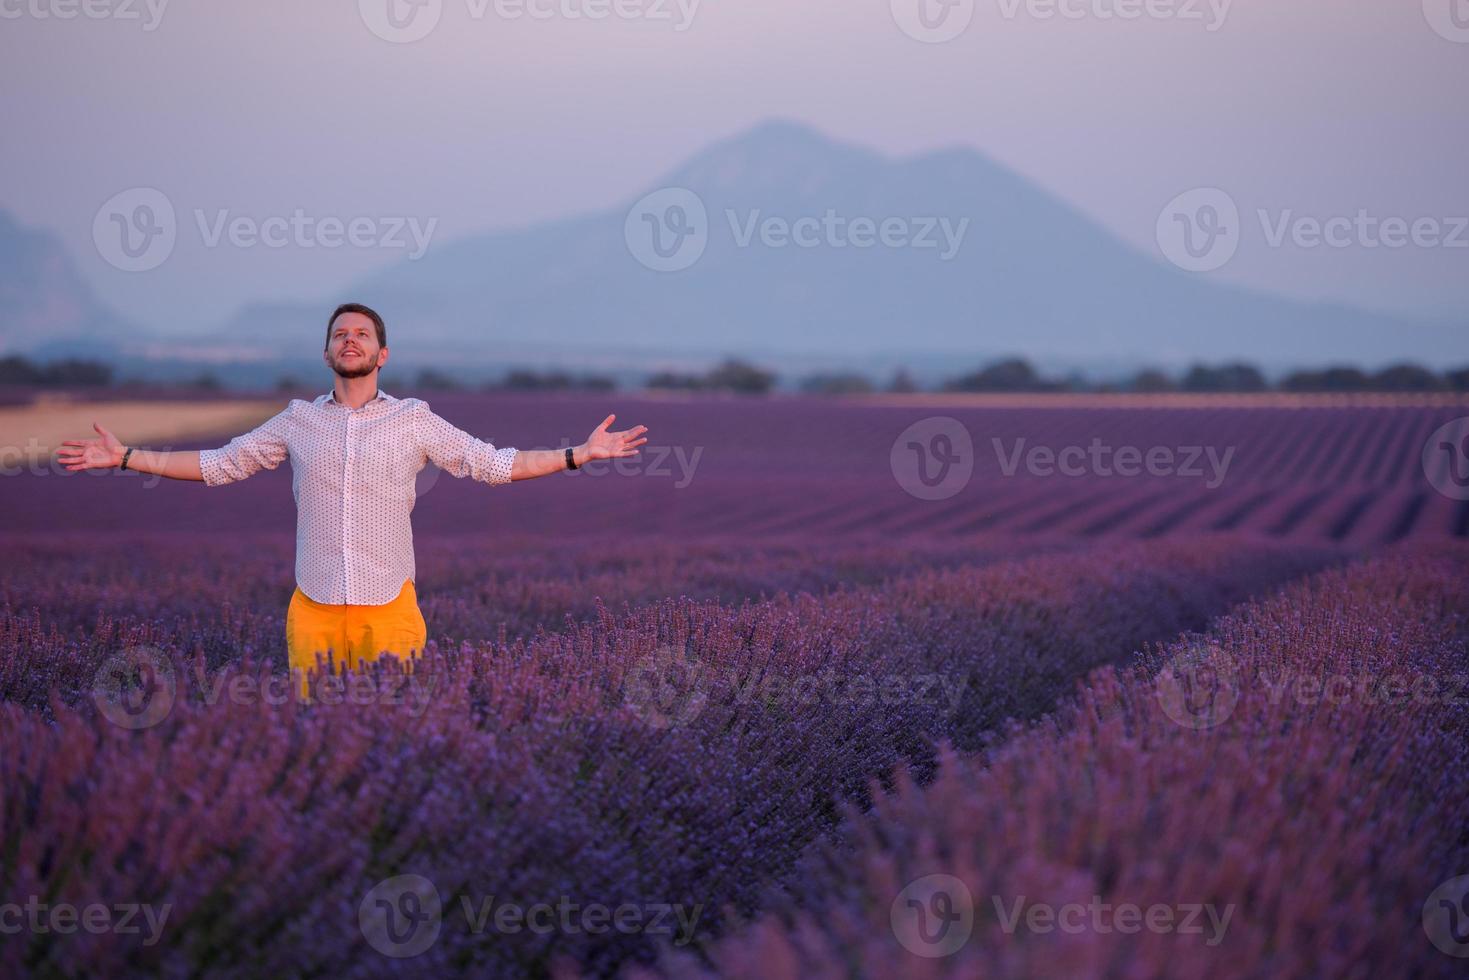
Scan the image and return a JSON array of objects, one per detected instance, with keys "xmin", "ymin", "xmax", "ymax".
[
  {"xmin": 0, "ymin": 211, "xmax": 133, "ymax": 359},
  {"xmin": 212, "ymin": 120, "xmax": 1462, "ymax": 370}
]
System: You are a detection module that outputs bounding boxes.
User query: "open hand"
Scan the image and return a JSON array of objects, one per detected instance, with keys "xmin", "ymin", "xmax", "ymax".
[
  {"xmin": 56, "ymin": 422, "xmax": 126, "ymax": 472},
  {"xmin": 582, "ymin": 414, "xmax": 648, "ymax": 462}
]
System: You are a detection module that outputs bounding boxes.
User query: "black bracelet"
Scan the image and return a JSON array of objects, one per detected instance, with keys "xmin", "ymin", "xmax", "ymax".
[
  {"xmin": 565, "ymin": 446, "xmax": 578, "ymax": 471},
  {"xmin": 120, "ymin": 447, "xmax": 135, "ymax": 472}
]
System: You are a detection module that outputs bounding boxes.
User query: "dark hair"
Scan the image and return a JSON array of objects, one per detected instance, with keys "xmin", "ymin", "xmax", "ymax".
[{"xmin": 326, "ymin": 303, "xmax": 387, "ymax": 351}]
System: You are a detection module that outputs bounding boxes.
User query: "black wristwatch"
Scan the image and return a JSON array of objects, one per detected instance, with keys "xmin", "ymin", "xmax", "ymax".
[
  {"xmin": 565, "ymin": 446, "xmax": 578, "ymax": 470},
  {"xmin": 120, "ymin": 447, "xmax": 135, "ymax": 472}
]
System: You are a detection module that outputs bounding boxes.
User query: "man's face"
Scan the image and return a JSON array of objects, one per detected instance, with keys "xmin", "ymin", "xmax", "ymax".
[{"xmin": 325, "ymin": 313, "xmax": 385, "ymax": 379}]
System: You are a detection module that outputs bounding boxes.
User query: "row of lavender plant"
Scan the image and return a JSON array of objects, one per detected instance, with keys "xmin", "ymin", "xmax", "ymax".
[
  {"xmin": 0, "ymin": 530, "xmax": 1063, "ymax": 719},
  {"xmin": 651, "ymin": 545, "xmax": 1469, "ymax": 979},
  {"xmin": 0, "ymin": 538, "xmax": 1334, "ymax": 978}
]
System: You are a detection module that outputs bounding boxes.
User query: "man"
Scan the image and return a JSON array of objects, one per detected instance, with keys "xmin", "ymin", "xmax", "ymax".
[{"xmin": 55, "ymin": 302, "xmax": 649, "ymax": 698}]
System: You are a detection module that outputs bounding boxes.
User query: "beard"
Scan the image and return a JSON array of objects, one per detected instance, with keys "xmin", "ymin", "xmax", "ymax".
[{"xmin": 332, "ymin": 354, "xmax": 376, "ymax": 379}]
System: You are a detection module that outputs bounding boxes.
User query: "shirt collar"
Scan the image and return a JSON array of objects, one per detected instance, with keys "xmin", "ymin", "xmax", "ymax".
[{"xmin": 318, "ymin": 388, "xmax": 393, "ymax": 408}]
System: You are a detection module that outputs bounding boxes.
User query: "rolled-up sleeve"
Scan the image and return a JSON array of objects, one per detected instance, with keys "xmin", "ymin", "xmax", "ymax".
[
  {"xmin": 413, "ymin": 400, "xmax": 517, "ymax": 486},
  {"xmin": 199, "ymin": 403, "xmax": 294, "ymax": 487}
]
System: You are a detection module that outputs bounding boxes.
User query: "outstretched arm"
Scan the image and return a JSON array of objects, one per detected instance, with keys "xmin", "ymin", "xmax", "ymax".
[
  {"xmin": 414, "ymin": 403, "xmax": 648, "ymax": 485},
  {"xmin": 56, "ymin": 405, "xmax": 293, "ymax": 485},
  {"xmin": 509, "ymin": 414, "xmax": 648, "ymax": 481},
  {"xmin": 55, "ymin": 423, "xmax": 205, "ymax": 481}
]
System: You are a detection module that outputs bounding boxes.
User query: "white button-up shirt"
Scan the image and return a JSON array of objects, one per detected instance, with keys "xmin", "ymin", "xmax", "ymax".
[{"xmin": 199, "ymin": 388, "xmax": 518, "ymax": 605}]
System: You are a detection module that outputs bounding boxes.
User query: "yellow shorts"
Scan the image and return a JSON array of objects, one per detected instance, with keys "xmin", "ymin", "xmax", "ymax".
[{"xmin": 284, "ymin": 578, "xmax": 427, "ymax": 699}]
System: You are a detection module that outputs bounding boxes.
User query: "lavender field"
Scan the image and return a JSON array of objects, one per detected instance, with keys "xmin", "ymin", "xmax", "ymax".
[
  {"xmin": 14, "ymin": 391, "xmax": 1469, "ymax": 545},
  {"xmin": 3, "ymin": 391, "xmax": 1468, "ymax": 978}
]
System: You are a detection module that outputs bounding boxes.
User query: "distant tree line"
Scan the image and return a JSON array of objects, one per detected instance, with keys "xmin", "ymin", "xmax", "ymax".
[
  {"xmin": 0, "ymin": 356, "xmax": 114, "ymax": 387},
  {"xmin": 790, "ymin": 359, "xmax": 1469, "ymax": 395},
  {"xmin": 402, "ymin": 368, "xmax": 618, "ymax": 392},
  {"xmin": 938, "ymin": 358, "xmax": 1469, "ymax": 395},
  {"xmin": 4, "ymin": 353, "xmax": 1468, "ymax": 396},
  {"xmin": 1146, "ymin": 361, "xmax": 1463, "ymax": 394},
  {"xmin": 647, "ymin": 359, "xmax": 779, "ymax": 394},
  {"xmin": 0, "ymin": 355, "xmax": 226, "ymax": 390}
]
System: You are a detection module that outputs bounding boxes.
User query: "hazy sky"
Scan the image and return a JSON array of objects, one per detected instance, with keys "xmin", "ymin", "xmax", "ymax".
[{"xmin": 2, "ymin": 0, "xmax": 1466, "ymax": 337}]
